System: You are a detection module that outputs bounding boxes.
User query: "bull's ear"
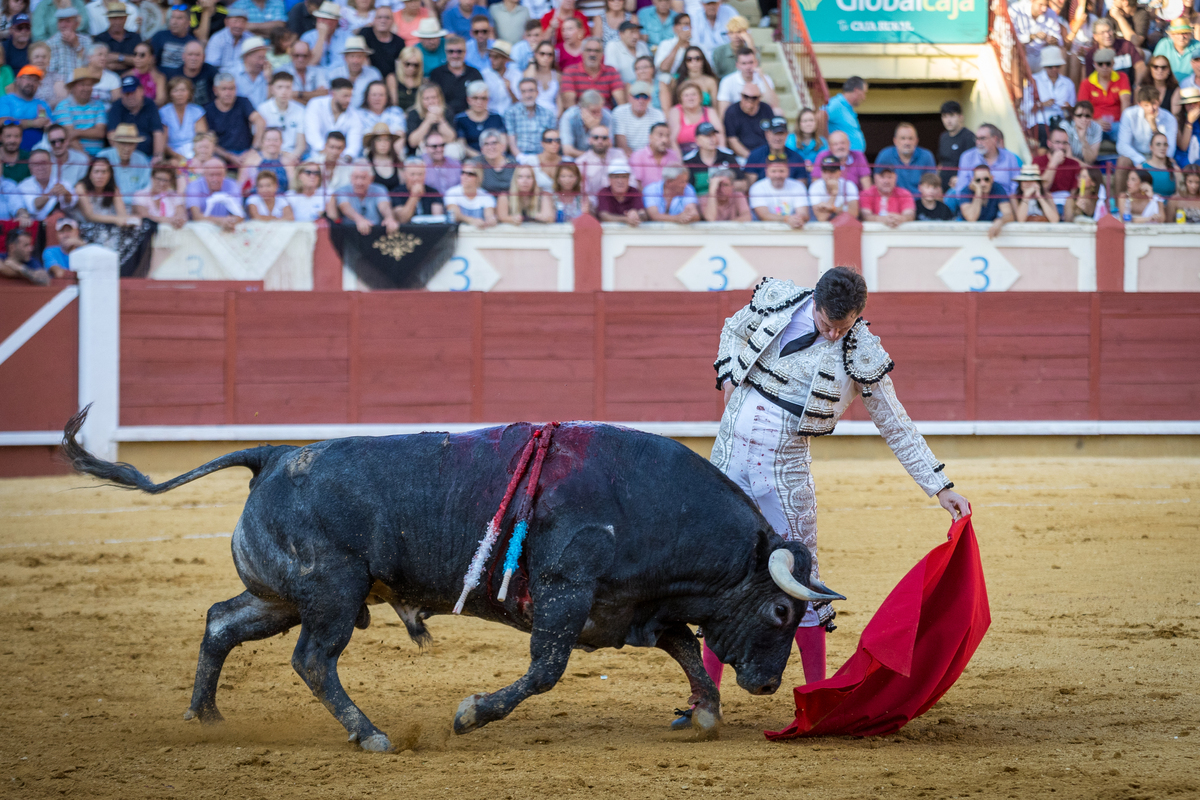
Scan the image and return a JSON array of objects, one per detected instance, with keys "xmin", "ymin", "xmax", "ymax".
[{"xmin": 753, "ymin": 529, "xmax": 774, "ymax": 571}]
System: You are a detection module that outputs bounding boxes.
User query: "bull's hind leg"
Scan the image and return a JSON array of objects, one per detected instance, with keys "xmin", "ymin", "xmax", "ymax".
[
  {"xmin": 657, "ymin": 625, "xmax": 722, "ymax": 737},
  {"xmin": 186, "ymin": 591, "xmax": 300, "ymax": 724}
]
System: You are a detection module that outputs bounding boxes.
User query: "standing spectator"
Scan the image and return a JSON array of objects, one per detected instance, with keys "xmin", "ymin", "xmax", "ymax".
[
  {"xmin": 1061, "ymin": 101, "xmax": 1102, "ymax": 165},
  {"xmin": 558, "ymin": 89, "xmax": 611, "ymax": 157},
  {"xmin": 361, "ymin": 7, "xmax": 403, "ymax": 90},
  {"xmin": 393, "ymin": 0, "xmax": 433, "ymax": 46},
  {"xmin": 669, "ymin": 80, "xmax": 721, "ymax": 152},
  {"xmin": 1012, "ymin": 164, "xmax": 1060, "ymax": 222},
  {"xmin": 1116, "ymin": 85, "xmax": 1178, "ymax": 193},
  {"xmin": 44, "ymin": 122, "xmax": 89, "ymax": 186},
  {"xmin": 653, "ymin": 12, "xmax": 690, "ymax": 79},
  {"xmin": 305, "ymin": 77, "xmax": 362, "ymax": 158},
  {"xmin": 232, "ymin": 0, "xmax": 286, "ymax": 38},
  {"xmin": 643, "ymin": 163, "xmax": 698, "ymax": 223},
  {"xmin": 186, "ymin": 155, "xmax": 244, "ymax": 229},
  {"xmin": 405, "ymin": 83, "xmax": 457, "ymax": 153},
  {"xmin": 605, "ymin": 20, "xmax": 646, "ymax": 85},
  {"xmin": 860, "ymin": 165, "xmax": 915, "ymax": 228},
  {"xmin": 745, "ymin": 114, "xmax": 804, "ymax": 182},
  {"xmin": 205, "ymin": 71, "xmax": 263, "ymax": 164},
  {"xmin": 464, "ymin": 14, "xmax": 494, "ymax": 71},
  {"xmin": 257, "ymin": 71, "xmax": 306, "ymax": 155},
  {"xmin": 3, "ymin": 12, "xmax": 30, "ymax": 74},
  {"xmin": 287, "ymin": 39, "xmax": 327, "ymax": 104},
  {"xmin": 596, "ymin": 162, "xmax": 644, "ymax": 224},
  {"xmin": 54, "ymin": 67, "xmax": 106, "ymax": 154},
  {"xmin": 722, "ymin": 80, "xmax": 769, "ymax": 158},
  {"xmin": 812, "ymin": 129, "xmax": 867, "ymax": 188},
  {"xmin": 454, "ymin": 80, "xmax": 503, "ymax": 156},
  {"xmin": 1030, "ymin": 46, "xmax": 1075, "ymax": 137},
  {"xmin": 1010, "ymin": 0, "xmax": 1064, "ymax": 73},
  {"xmin": 561, "ymin": 37, "xmax": 625, "ymax": 108},
  {"xmin": 955, "ymin": 164, "xmax": 1012, "ymax": 237},
  {"xmin": 160, "ymin": 74, "xmax": 207, "ymax": 159},
  {"xmin": 807, "ymin": 155, "xmax": 859, "ymax": 221},
  {"xmin": 1034, "ymin": 126, "xmax": 1082, "ymax": 217},
  {"xmin": 443, "ymin": 0, "xmax": 489, "ymax": 40},
  {"xmin": 636, "ymin": 0, "xmax": 674, "ymax": 52},
  {"xmin": 822, "ymin": 75, "xmax": 866, "ymax": 153},
  {"xmin": 952, "ymin": 123, "xmax": 1020, "ymax": 197},
  {"xmin": 234, "ymin": 35, "xmax": 271, "ymax": 107},
  {"xmin": 127, "ymin": 41, "xmax": 165, "ymax": 106},
  {"xmin": 19, "ymin": 149, "xmax": 75, "ymax": 220},
  {"xmin": 245, "ymin": 169, "xmax": 293, "ymax": 218},
  {"xmin": 94, "ymin": 3, "xmax": 139, "ymax": 73},
  {"xmin": 95, "ymin": 122, "xmax": 149, "ymax": 201},
  {"xmin": 299, "ymin": 1, "xmax": 344, "ymax": 71},
  {"xmin": 491, "ymin": 0, "xmax": 530, "ymax": 46},
  {"xmin": 523, "ymin": 39, "xmax": 561, "ymax": 116},
  {"xmin": 163, "ymin": 40, "xmax": 218, "ymax": 105},
  {"xmin": 1084, "ymin": 18, "xmax": 1145, "ymax": 91},
  {"xmin": 691, "ymin": 0, "xmax": 733, "ymax": 61},
  {"xmin": 429, "ymin": 35, "xmax": 482, "ymax": 116},
  {"xmin": 540, "ymin": 0, "xmax": 589, "ymax": 47},
  {"xmin": 392, "ymin": 157, "xmax": 445, "ymax": 222},
  {"xmin": 574, "ymin": 122, "xmax": 626, "ymax": 200},
  {"xmin": 480, "ymin": 40, "xmax": 520, "ymax": 116},
  {"xmin": 0, "ymin": 121, "xmax": 29, "ymax": 182},
  {"xmin": 105, "ymin": 74, "xmax": 163, "ymax": 157},
  {"xmin": 612, "ymin": 79, "xmax": 664, "ymax": 154},
  {"xmin": 510, "ymin": 19, "xmax": 544, "ymax": 71},
  {"xmin": 504, "ymin": 76, "xmax": 556, "ymax": 155},
  {"xmin": 1153, "ymin": 18, "xmax": 1200, "ymax": 83},
  {"xmin": 874, "ymin": 122, "xmax": 936, "ymax": 195},
  {"xmin": 477, "ymin": 126, "xmax": 516, "ymax": 193},
  {"xmin": 205, "ymin": 5, "xmax": 249, "ymax": 74},
  {"xmin": 412, "ymin": 17, "xmax": 448, "ymax": 74},
  {"xmin": 628, "ymin": 120, "xmax": 680, "ymax": 186},
  {"xmin": 286, "ymin": 159, "xmax": 328, "ymax": 220},
  {"xmin": 519, "ymin": 127, "xmax": 562, "ymax": 189},
  {"xmin": 914, "ymin": 172, "xmax": 953, "ymax": 220},
  {"xmin": 394, "ymin": 46, "xmax": 427, "ymax": 112},
  {"xmin": 555, "ymin": 17, "xmax": 585, "ymax": 71},
  {"xmin": 326, "ymin": 36, "xmax": 383, "ymax": 109},
  {"xmin": 420, "ymin": 131, "xmax": 461, "ymax": 194},
  {"xmin": 549, "ymin": 161, "xmax": 588, "ymax": 220},
  {"xmin": 151, "ymin": 6, "xmax": 197, "ymax": 71},
  {"xmin": 445, "ymin": 159, "xmax": 497, "ymax": 226},
  {"xmin": 496, "ymin": 162, "xmax": 553, "ymax": 223},
  {"xmin": 682, "ymin": 121, "xmax": 734, "ymax": 194},
  {"xmin": 714, "ymin": 47, "xmax": 777, "ymax": 118},
  {"xmin": 748, "ymin": 159, "xmax": 806, "ymax": 227},
  {"xmin": 1078, "ymin": 49, "xmax": 1130, "ymax": 143},
  {"xmin": 709, "ymin": 15, "xmax": 753, "ymax": 79}
]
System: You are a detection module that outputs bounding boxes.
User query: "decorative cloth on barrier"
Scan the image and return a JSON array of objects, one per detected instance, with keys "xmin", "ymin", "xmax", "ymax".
[
  {"xmin": 765, "ymin": 513, "xmax": 990, "ymax": 739},
  {"xmin": 330, "ymin": 221, "xmax": 458, "ymax": 290},
  {"xmin": 149, "ymin": 221, "xmax": 317, "ymax": 289}
]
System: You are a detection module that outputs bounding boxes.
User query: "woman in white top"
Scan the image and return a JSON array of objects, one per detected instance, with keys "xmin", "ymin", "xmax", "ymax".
[
  {"xmin": 807, "ymin": 159, "xmax": 860, "ymax": 221},
  {"xmin": 1113, "ymin": 169, "xmax": 1165, "ymax": 223},
  {"xmin": 285, "ymin": 163, "xmax": 329, "ymax": 222},
  {"xmin": 356, "ymin": 81, "xmax": 407, "ymax": 159},
  {"xmin": 87, "ymin": 43, "xmax": 122, "ymax": 108},
  {"xmin": 341, "ymin": 0, "xmax": 377, "ymax": 33},
  {"xmin": 445, "ymin": 162, "xmax": 497, "ymax": 228},
  {"xmin": 523, "ymin": 41, "xmax": 561, "ymax": 116},
  {"xmin": 246, "ymin": 171, "xmax": 294, "ymax": 220},
  {"xmin": 160, "ymin": 76, "xmax": 208, "ymax": 161}
]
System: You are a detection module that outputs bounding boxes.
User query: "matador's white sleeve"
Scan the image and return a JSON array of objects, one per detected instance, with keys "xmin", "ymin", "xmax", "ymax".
[
  {"xmin": 713, "ymin": 303, "xmax": 756, "ymax": 389},
  {"xmin": 859, "ymin": 375, "xmax": 954, "ymax": 498}
]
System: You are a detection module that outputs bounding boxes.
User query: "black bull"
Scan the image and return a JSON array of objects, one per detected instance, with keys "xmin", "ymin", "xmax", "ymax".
[{"xmin": 61, "ymin": 409, "xmax": 843, "ymax": 751}]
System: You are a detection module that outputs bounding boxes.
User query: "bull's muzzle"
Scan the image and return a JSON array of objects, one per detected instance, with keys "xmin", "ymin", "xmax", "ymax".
[{"xmin": 768, "ymin": 549, "xmax": 847, "ymax": 603}]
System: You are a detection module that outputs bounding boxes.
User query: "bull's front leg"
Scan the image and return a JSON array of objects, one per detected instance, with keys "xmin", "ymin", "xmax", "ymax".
[
  {"xmin": 657, "ymin": 625, "xmax": 722, "ymax": 738},
  {"xmin": 453, "ymin": 585, "xmax": 593, "ymax": 734}
]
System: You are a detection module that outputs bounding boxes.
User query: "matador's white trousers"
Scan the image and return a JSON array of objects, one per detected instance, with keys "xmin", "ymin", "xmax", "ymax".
[{"xmin": 716, "ymin": 388, "xmax": 821, "ymax": 628}]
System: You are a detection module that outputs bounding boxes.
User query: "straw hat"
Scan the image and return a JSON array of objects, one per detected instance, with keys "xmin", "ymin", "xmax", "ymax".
[
  {"xmin": 362, "ymin": 122, "xmax": 398, "ymax": 147},
  {"xmin": 239, "ymin": 35, "xmax": 269, "ymax": 57},
  {"xmin": 1167, "ymin": 16, "xmax": 1191, "ymax": 34},
  {"xmin": 342, "ymin": 35, "xmax": 374, "ymax": 55},
  {"xmin": 1017, "ymin": 164, "xmax": 1043, "ymax": 183},
  {"xmin": 313, "ymin": 1, "xmax": 340, "ymax": 20},
  {"xmin": 1180, "ymin": 87, "xmax": 1200, "ymax": 105},
  {"xmin": 65, "ymin": 67, "xmax": 99, "ymax": 86},
  {"xmin": 111, "ymin": 123, "xmax": 146, "ymax": 143},
  {"xmin": 414, "ymin": 17, "xmax": 448, "ymax": 38},
  {"xmin": 487, "ymin": 40, "xmax": 511, "ymax": 59},
  {"xmin": 105, "ymin": 2, "xmax": 127, "ymax": 17}
]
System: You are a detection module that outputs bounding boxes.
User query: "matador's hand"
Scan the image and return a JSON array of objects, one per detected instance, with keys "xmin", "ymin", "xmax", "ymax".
[{"xmin": 937, "ymin": 488, "xmax": 969, "ymax": 521}]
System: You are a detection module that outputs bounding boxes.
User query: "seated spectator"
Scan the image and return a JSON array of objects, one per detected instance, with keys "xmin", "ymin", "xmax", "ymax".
[
  {"xmin": 455, "ymin": 81, "xmax": 504, "ymax": 157},
  {"xmin": 540, "ymin": 0, "xmax": 589, "ymax": 48},
  {"xmin": 562, "ymin": 37, "xmax": 625, "ymax": 108},
  {"xmin": 0, "ymin": 227, "xmax": 48, "ymax": 284},
  {"xmin": 1152, "ymin": 18, "xmax": 1200, "ymax": 83},
  {"xmin": 496, "ymin": 162, "xmax": 553, "ymax": 223},
  {"xmin": 1012, "ymin": 164, "xmax": 1060, "ymax": 222},
  {"xmin": 257, "ymin": 71, "xmax": 307, "ymax": 157},
  {"xmin": 392, "ymin": 157, "xmax": 445, "ymax": 221},
  {"xmin": 54, "ymin": 66, "xmax": 107, "ymax": 155},
  {"xmin": 703, "ymin": 166, "xmax": 750, "ymax": 221},
  {"xmin": 0, "ymin": 122, "xmax": 29, "ymax": 184},
  {"xmin": 521, "ymin": 41, "xmax": 561, "ymax": 119},
  {"xmin": 518, "ymin": 127, "xmax": 563, "ymax": 190},
  {"xmin": 691, "ymin": 0, "xmax": 735, "ymax": 59},
  {"xmin": 604, "ymin": 20, "xmax": 647, "ymax": 85},
  {"xmin": 300, "ymin": 2, "xmax": 347, "ymax": 72},
  {"xmin": 336, "ymin": 159, "xmax": 400, "ymax": 231},
  {"xmin": 715, "ymin": 48, "xmax": 778, "ymax": 118},
  {"xmin": 508, "ymin": 18, "xmax": 542, "ymax": 72},
  {"xmin": 95, "ymin": 122, "xmax": 149, "ymax": 202},
  {"xmin": 2, "ymin": 11, "xmax": 31, "ymax": 76},
  {"xmin": 86, "ymin": 42, "xmax": 122, "ymax": 107},
  {"xmin": 327, "ymin": 35, "xmax": 383, "ymax": 109},
  {"xmin": 555, "ymin": 17, "xmax": 585, "ymax": 72},
  {"xmin": 784, "ymin": 107, "xmax": 825, "ymax": 170},
  {"xmin": 480, "ymin": 40, "xmax": 521, "ymax": 116},
  {"xmin": 267, "ymin": 28, "xmax": 299, "ymax": 73},
  {"xmin": 183, "ymin": 130, "xmax": 218, "ymax": 185},
  {"xmin": 874, "ymin": 122, "xmax": 936, "ymax": 196},
  {"xmin": 421, "ymin": 131, "xmax": 462, "ymax": 193},
  {"xmin": 395, "ymin": 47, "xmax": 427, "ymax": 112},
  {"xmin": 160, "ymin": 75, "xmax": 207, "ymax": 161},
  {"xmin": 1033, "ymin": 126, "xmax": 1082, "ymax": 217},
  {"xmin": 467, "ymin": 17, "xmax": 497, "ymax": 73},
  {"xmin": 105, "ymin": 73, "xmax": 164, "ymax": 158},
  {"xmin": 709, "ymin": 15, "xmax": 753, "ymax": 80},
  {"xmin": 612, "ymin": 80, "xmax": 664, "ymax": 156},
  {"xmin": 41, "ymin": 217, "xmax": 85, "ymax": 276},
  {"xmin": 150, "ymin": 4, "xmax": 196, "ymax": 72},
  {"xmin": 234, "ymin": 35, "xmax": 271, "ymax": 108},
  {"xmin": 723, "ymin": 81, "xmax": 771, "ymax": 158},
  {"xmin": 393, "ymin": 0, "xmax": 433, "ymax": 48},
  {"xmin": 412, "ymin": 18, "xmax": 448, "ymax": 74},
  {"xmin": 406, "ymin": 82, "xmax": 458, "ymax": 154},
  {"xmin": 670, "ymin": 46, "xmax": 718, "ymax": 110},
  {"xmin": 287, "ymin": 39, "xmax": 329, "ymax": 105},
  {"xmin": 1116, "ymin": 86, "xmax": 1178, "ymax": 193},
  {"xmin": 307, "ymin": 130, "xmax": 353, "ymax": 196},
  {"xmin": 596, "ymin": 162, "xmax": 644, "ymax": 225},
  {"xmin": 428, "ymin": 35, "xmax": 482, "ymax": 116},
  {"xmin": 808, "ymin": 155, "xmax": 859, "ymax": 222},
  {"xmin": 0, "ymin": 65, "xmax": 54, "ymax": 152},
  {"xmin": 952, "ymin": 123, "xmax": 1019, "ymax": 197},
  {"xmin": 914, "ymin": 172, "xmax": 953, "ymax": 221},
  {"xmin": 45, "ymin": 7, "xmax": 92, "ymax": 106},
  {"xmin": 1029, "ymin": 46, "xmax": 1076, "ymax": 142},
  {"xmin": 341, "ymin": 0, "xmax": 376, "ymax": 36},
  {"xmin": 477, "ymin": 126, "xmax": 517, "ymax": 193},
  {"xmin": 359, "ymin": 122, "xmax": 402, "ymax": 198},
  {"xmin": 670, "ymin": 80, "xmax": 722, "ymax": 152},
  {"xmin": 306, "ymin": 77, "xmax": 363, "ymax": 159},
  {"xmin": 245, "ymin": 169, "xmax": 293, "ymax": 219},
  {"xmin": 573, "ymin": 123, "xmax": 624, "ymax": 197},
  {"xmin": 748, "ymin": 159, "xmax": 806, "ymax": 227},
  {"xmin": 746, "ymin": 116, "xmax": 806, "ymax": 183},
  {"xmin": 955, "ymin": 164, "xmax": 1012, "ymax": 238},
  {"xmin": 1113, "ymin": 167, "xmax": 1165, "ymax": 222},
  {"xmin": 1084, "ymin": 18, "xmax": 1145, "ymax": 90},
  {"xmin": 204, "ymin": 72, "xmax": 263, "ymax": 165},
  {"xmin": 504, "ymin": 77, "xmax": 557, "ymax": 156},
  {"xmin": 91, "ymin": 4, "xmax": 141, "ymax": 70},
  {"xmin": 29, "ymin": 42, "xmax": 56, "ymax": 106},
  {"xmin": 860, "ymin": 166, "xmax": 914, "ymax": 228},
  {"xmin": 637, "ymin": 0, "xmax": 675, "ymax": 53},
  {"xmin": 937, "ymin": 100, "xmax": 974, "ymax": 192},
  {"xmin": 357, "ymin": 80, "xmax": 407, "ymax": 156},
  {"xmin": 632, "ymin": 55, "xmax": 669, "ymax": 114},
  {"xmin": 596, "ymin": 0, "xmax": 631, "ymax": 45},
  {"xmin": 1061, "ymin": 101, "xmax": 1102, "ymax": 164},
  {"xmin": 1142, "ymin": 54, "xmax": 1180, "ymax": 112},
  {"xmin": 491, "ymin": 0, "xmax": 530, "ymax": 48},
  {"xmin": 643, "ymin": 164, "xmax": 697, "ymax": 223},
  {"xmin": 71, "ymin": 154, "xmax": 154, "ymax": 274},
  {"xmin": 682, "ymin": 121, "xmax": 734, "ymax": 194},
  {"xmin": 445, "ymin": 159, "xmax": 497, "ymax": 227},
  {"xmin": 629, "ymin": 121, "xmax": 682, "ymax": 187},
  {"xmin": 550, "ymin": 161, "xmax": 589, "ymax": 220},
  {"xmin": 1143, "ymin": 131, "xmax": 1182, "ymax": 197},
  {"xmin": 127, "ymin": 41, "xmax": 165, "ymax": 107},
  {"xmin": 43, "ymin": 123, "xmax": 89, "ymax": 188},
  {"xmin": 19, "ymin": 149, "xmax": 75, "ymax": 220},
  {"xmin": 443, "ymin": 0, "xmax": 487, "ymax": 39},
  {"xmin": 131, "ymin": 164, "xmax": 187, "ymax": 228},
  {"xmin": 559, "ymin": 89, "xmax": 612, "ymax": 157},
  {"xmin": 186, "ymin": 157, "xmax": 245, "ymax": 231},
  {"xmin": 1010, "ymin": 0, "xmax": 1065, "ymax": 73},
  {"xmin": 285, "ymin": 160, "xmax": 328, "ymax": 221},
  {"xmin": 1181, "ymin": 85, "xmax": 1200, "ymax": 155},
  {"xmin": 1166, "ymin": 164, "xmax": 1200, "ymax": 222},
  {"xmin": 163, "ymin": 41, "xmax": 218, "ymax": 106},
  {"xmin": 240, "ymin": 126, "xmax": 292, "ymax": 192}
]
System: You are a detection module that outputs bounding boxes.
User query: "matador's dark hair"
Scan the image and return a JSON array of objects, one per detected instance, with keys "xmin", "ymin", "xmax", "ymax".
[{"xmin": 814, "ymin": 266, "xmax": 867, "ymax": 321}]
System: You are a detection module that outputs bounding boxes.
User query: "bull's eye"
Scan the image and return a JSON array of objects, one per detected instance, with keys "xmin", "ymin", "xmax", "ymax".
[{"xmin": 772, "ymin": 604, "xmax": 790, "ymax": 625}]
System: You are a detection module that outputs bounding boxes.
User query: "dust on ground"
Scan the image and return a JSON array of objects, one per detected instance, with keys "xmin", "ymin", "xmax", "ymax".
[{"xmin": 1, "ymin": 455, "xmax": 1197, "ymax": 799}]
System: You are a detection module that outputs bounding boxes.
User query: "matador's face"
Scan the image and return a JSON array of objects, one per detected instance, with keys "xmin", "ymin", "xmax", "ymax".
[{"xmin": 814, "ymin": 307, "xmax": 858, "ymax": 342}]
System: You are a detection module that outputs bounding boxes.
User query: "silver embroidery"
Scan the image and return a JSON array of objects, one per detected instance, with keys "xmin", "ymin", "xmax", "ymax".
[{"xmin": 861, "ymin": 375, "xmax": 953, "ymax": 497}]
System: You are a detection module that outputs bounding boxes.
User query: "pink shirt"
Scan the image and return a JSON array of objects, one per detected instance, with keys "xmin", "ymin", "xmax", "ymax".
[
  {"xmin": 860, "ymin": 185, "xmax": 915, "ymax": 216},
  {"xmin": 812, "ymin": 148, "xmax": 871, "ymax": 188},
  {"xmin": 574, "ymin": 149, "xmax": 630, "ymax": 201},
  {"xmin": 627, "ymin": 146, "xmax": 683, "ymax": 189}
]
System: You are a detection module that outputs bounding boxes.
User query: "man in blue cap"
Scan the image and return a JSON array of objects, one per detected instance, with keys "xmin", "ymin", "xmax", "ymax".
[
  {"xmin": 2, "ymin": 13, "xmax": 32, "ymax": 74},
  {"xmin": 105, "ymin": 74, "xmax": 164, "ymax": 159},
  {"xmin": 745, "ymin": 115, "xmax": 806, "ymax": 182}
]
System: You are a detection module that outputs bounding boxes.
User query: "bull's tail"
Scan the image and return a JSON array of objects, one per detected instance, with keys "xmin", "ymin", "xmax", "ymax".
[{"xmin": 62, "ymin": 405, "xmax": 288, "ymax": 494}]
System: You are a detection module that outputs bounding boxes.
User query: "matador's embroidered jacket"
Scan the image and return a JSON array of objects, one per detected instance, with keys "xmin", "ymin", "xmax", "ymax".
[{"xmin": 713, "ymin": 277, "xmax": 954, "ymax": 498}]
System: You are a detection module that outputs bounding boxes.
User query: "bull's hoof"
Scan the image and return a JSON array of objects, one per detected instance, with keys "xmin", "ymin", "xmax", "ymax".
[
  {"xmin": 358, "ymin": 733, "xmax": 393, "ymax": 753},
  {"xmin": 453, "ymin": 693, "xmax": 487, "ymax": 735},
  {"xmin": 183, "ymin": 707, "xmax": 223, "ymax": 725},
  {"xmin": 691, "ymin": 706, "xmax": 722, "ymax": 740}
]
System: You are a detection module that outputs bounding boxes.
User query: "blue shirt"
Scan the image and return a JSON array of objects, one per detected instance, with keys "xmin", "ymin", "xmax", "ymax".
[
  {"xmin": 0, "ymin": 95, "xmax": 54, "ymax": 150},
  {"xmin": 873, "ymin": 145, "xmax": 937, "ymax": 194},
  {"xmin": 42, "ymin": 246, "xmax": 71, "ymax": 271},
  {"xmin": 636, "ymin": 6, "xmax": 676, "ymax": 48},
  {"xmin": 335, "ymin": 183, "xmax": 388, "ymax": 223},
  {"xmin": 953, "ymin": 191, "xmax": 1007, "ymax": 222},
  {"xmin": 417, "ymin": 40, "xmax": 447, "ymax": 72},
  {"xmin": 952, "ymin": 147, "xmax": 1022, "ymax": 197},
  {"xmin": 442, "ymin": 3, "xmax": 489, "ymax": 37},
  {"xmin": 465, "ymin": 38, "xmax": 495, "ymax": 72},
  {"xmin": 642, "ymin": 180, "xmax": 697, "ymax": 215},
  {"xmin": 53, "ymin": 97, "xmax": 108, "ymax": 155},
  {"xmin": 824, "ymin": 93, "xmax": 864, "ymax": 152},
  {"xmin": 745, "ymin": 145, "xmax": 808, "ymax": 183},
  {"xmin": 228, "ymin": 0, "xmax": 286, "ymax": 24}
]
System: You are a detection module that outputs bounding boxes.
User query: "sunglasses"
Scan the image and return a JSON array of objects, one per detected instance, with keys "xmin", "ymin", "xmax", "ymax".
[
  {"xmin": 427, "ymin": 143, "xmax": 445, "ymax": 148},
  {"xmin": 686, "ymin": 55, "xmax": 702, "ymax": 61},
  {"xmin": 472, "ymin": 29, "xmax": 489, "ymax": 35},
  {"xmin": 403, "ymin": 61, "xmax": 420, "ymax": 67},
  {"xmin": 48, "ymin": 137, "xmax": 65, "ymax": 145},
  {"xmin": 1151, "ymin": 63, "xmax": 1170, "ymax": 69},
  {"xmin": 300, "ymin": 169, "xmax": 320, "ymax": 175},
  {"xmin": 973, "ymin": 177, "xmax": 991, "ymax": 183},
  {"xmin": 1095, "ymin": 61, "xmax": 1112, "ymax": 66},
  {"xmin": 446, "ymin": 48, "xmax": 465, "ymax": 54},
  {"xmin": 1075, "ymin": 112, "xmax": 1092, "ymax": 118},
  {"xmin": 542, "ymin": 135, "xmax": 560, "ymax": 142}
]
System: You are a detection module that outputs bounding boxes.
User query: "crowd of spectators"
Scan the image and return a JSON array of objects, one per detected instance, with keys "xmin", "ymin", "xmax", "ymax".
[{"xmin": 2, "ymin": 0, "xmax": 1199, "ymax": 283}]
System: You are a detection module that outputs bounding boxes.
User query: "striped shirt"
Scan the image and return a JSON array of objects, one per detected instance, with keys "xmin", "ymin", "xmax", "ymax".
[
  {"xmin": 559, "ymin": 63, "xmax": 625, "ymax": 108},
  {"xmin": 228, "ymin": 0, "xmax": 285, "ymax": 24},
  {"xmin": 53, "ymin": 97, "xmax": 108, "ymax": 155}
]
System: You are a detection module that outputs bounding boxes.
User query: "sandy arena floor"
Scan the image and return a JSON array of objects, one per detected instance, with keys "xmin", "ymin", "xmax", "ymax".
[{"xmin": 1, "ymin": 452, "xmax": 1197, "ymax": 799}]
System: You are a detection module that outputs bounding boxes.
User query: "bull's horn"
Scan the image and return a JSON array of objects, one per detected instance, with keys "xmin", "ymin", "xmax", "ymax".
[
  {"xmin": 807, "ymin": 576, "xmax": 847, "ymax": 602},
  {"xmin": 768, "ymin": 550, "xmax": 846, "ymax": 603}
]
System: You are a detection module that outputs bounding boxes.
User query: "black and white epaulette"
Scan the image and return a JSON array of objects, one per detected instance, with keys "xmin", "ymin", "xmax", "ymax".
[{"xmin": 842, "ymin": 319, "xmax": 894, "ymax": 385}]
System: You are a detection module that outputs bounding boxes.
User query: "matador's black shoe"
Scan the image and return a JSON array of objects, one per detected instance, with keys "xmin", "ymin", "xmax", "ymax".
[{"xmin": 670, "ymin": 707, "xmax": 693, "ymax": 731}]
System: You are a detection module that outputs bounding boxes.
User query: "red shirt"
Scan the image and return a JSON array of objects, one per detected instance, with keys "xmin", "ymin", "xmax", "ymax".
[
  {"xmin": 540, "ymin": 9, "xmax": 591, "ymax": 45},
  {"xmin": 1033, "ymin": 154, "xmax": 1082, "ymax": 194},
  {"xmin": 860, "ymin": 185, "xmax": 915, "ymax": 216},
  {"xmin": 556, "ymin": 43, "xmax": 583, "ymax": 71},
  {"xmin": 560, "ymin": 62, "xmax": 625, "ymax": 107},
  {"xmin": 1077, "ymin": 70, "xmax": 1130, "ymax": 124}
]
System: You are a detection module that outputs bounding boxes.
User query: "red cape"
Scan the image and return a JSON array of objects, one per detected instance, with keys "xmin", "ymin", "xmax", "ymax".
[{"xmin": 765, "ymin": 514, "xmax": 990, "ymax": 739}]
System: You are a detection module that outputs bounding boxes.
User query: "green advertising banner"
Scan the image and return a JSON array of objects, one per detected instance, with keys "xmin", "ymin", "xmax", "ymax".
[{"xmin": 796, "ymin": 0, "xmax": 988, "ymax": 44}]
